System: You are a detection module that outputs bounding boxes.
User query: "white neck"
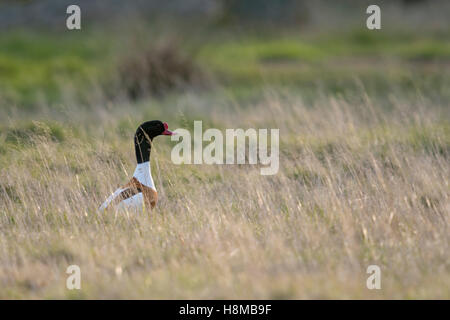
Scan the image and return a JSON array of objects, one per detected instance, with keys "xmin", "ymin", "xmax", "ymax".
[{"xmin": 133, "ymin": 161, "xmax": 156, "ymax": 191}]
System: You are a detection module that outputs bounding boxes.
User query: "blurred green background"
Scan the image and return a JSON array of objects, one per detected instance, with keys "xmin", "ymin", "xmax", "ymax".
[{"xmin": 0, "ymin": 0, "xmax": 449, "ymax": 115}]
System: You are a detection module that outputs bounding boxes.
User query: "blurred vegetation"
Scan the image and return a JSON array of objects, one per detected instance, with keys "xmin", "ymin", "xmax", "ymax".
[
  {"xmin": 119, "ymin": 42, "xmax": 204, "ymax": 100},
  {"xmin": 0, "ymin": 0, "xmax": 449, "ymax": 173},
  {"xmin": 0, "ymin": 25, "xmax": 449, "ymax": 111},
  {"xmin": 0, "ymin": 0, "xmax": 449, "ymax": 299},
  {"xmin": 0, "ymin": 30, "xmax": 112, "ymax": 109}
]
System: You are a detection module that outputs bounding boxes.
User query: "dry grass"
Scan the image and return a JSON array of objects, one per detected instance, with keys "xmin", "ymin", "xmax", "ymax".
[{"xmin": 0, "ymin": 89, "xmax": 449, "ymax": 299}]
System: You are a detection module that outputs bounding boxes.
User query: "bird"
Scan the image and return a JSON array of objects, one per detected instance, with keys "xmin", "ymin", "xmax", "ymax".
[{"xmin": 99, "ymin": 120, "xmax": 175, "ymax": 212}]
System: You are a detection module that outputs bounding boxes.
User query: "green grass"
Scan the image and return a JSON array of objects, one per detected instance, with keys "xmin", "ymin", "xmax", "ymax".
[
  {"xmin": 0, "ymin": 30, "xmax": 111, "ymax": 109},
  {"xmin": 2, "ymin": 27, "xmax": 450, "ymax": 110}
]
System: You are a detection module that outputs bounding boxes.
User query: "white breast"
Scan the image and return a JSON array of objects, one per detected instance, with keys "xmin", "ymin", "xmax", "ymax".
[{"xmin": 133, "ymin": 162, "xmax": 156, "ymax": 191}]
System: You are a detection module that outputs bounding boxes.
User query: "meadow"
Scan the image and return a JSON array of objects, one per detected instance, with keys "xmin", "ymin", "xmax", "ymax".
[{"xmin": 0, "ymin": 18, "xmax": 449, "ymax": 298}]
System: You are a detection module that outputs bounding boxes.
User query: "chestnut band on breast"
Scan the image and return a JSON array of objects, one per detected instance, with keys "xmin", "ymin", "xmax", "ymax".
[{"xmin": 114, "ymin": 177, "xmax": 158, "ymax": 209}]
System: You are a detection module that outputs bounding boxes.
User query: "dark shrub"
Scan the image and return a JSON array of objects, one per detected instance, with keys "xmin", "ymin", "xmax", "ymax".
[{"xmin": 119, "ymin": 42, "xmax": 201, "ymax": 100}]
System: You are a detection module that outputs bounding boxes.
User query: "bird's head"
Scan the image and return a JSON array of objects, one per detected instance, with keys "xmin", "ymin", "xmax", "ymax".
[
  {"xmin": 134, "ymin": 120, "xmax": 175, "ymax": 163},
  {"xmin": 136, "ymin": 120, "xmax": 174, "ymax": 141}
]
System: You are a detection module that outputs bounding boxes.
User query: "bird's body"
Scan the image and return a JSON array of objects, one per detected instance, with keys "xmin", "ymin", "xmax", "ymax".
[
  {"xmin": 99, "ymin": 162, "xmax": 158, "ymax": 211},
  {"xmin": 99, "ymin": 120, "xmax": 174, "ymax": 212}
]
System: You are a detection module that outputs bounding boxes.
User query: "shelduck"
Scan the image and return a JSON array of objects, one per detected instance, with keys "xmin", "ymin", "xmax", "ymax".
[{"xmin": 99, "ymin": 120, "xmax": 174, "ymax": 211}]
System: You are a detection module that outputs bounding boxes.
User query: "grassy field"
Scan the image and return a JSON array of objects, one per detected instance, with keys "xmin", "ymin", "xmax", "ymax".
[{"xmin": 0, "ymin": 19, "xmax": 449, "ymax": 298}]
